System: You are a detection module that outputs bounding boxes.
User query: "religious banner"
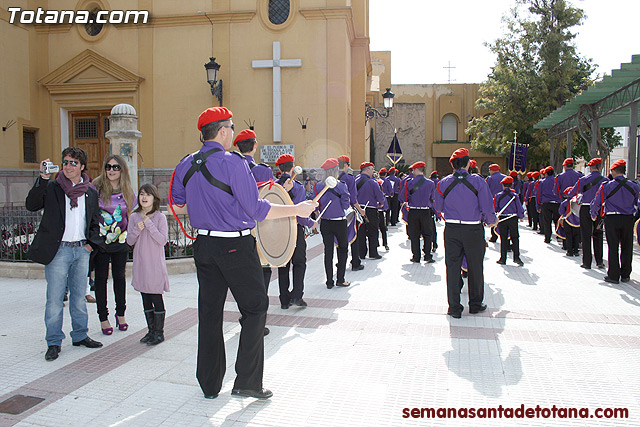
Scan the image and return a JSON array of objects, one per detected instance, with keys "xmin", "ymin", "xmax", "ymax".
[
  {"xmin": 260, "ymin": 144, "xmax": 295, "ymax": 164},
  {"xmin": 508, "ymin": 142, "xmax": 529, "ymax": 173},
  {"xmin": 386, "ymin": 132, "xmax": 403, "ymax": 166}
]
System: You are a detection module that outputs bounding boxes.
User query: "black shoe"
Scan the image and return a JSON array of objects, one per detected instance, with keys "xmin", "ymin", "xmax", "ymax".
[
  {"xmin": 336, "ymin": 281, "xmax": 350, "ymax": 287},
  {"xmin": 544, "ymin": 239, "xmax": 551, "ymax": 244},
  {"xmin": 488, "ymin": 238, "xmax": 497, "ymax": 243},
  {"xmin": 596, "ymin": 263, "xmax": 605, "ymax": 269},
  {"xmin": 231, "ymin": 388, "xmax": 273, "ymax": 399},
  {"xmin": 537, "ymin": 231, "xmax": 544, "ymax": 235},
  {"xmin": 573, "ymin": 251, "xmax": 580, "ymax": 257},
  {"xmin": 263, "ymin": 327, "xmax": 270, "ymax": 336},
  {"xmin": 621, "ymin": 277, "xmax": 630, "ymax": 283},
  {"xmin": 514, "ymin": 259, "xmax": 524, "ymax": 266},
  {"xmin": 470, "ymin": 304, "xmax": 488, "ymax": 314},
  {"xmin": 565, "ymin": 251, "xmax": 573, "ymax": 257},
  {"xmin": 351, "ymin": 265, "xmax": 364, "ymax": 271},
  {"xmin": 326, "ymin": 284, "xmax": 334, "ymax": 289},
  {"xmin": 384, "ymin": 245, "xmax": 390, "ymax": 251},
  {"xmin": 604, "ymin": 276, "xmax": 619, "ymax": 284},
  {"xmin": 580, "ymin": 264, "xmax": 591, "ymax": 270},
  {"xmin": 370, "ymin": 254, "xmax": 382, "ymax": 259},
  {"xmin": 45, "ymin": 345, "xmax": 61, "ymax": 361},
  {"xmin": 291, "ymin": 298, "xmax": 308, "ymax": 307},
  {"xmin": 147, "ymin": 311, "xmax": 165, "ymax": 346},
  {"xmin": 281, "ymin": 302, "xmax": 291, "ymax": 309},
  {"xmin": 72, "ymin": 337, "xmax": 103, "ymax": 348},
  {"xmin": 496, "ymin": 259, "xmax": 506, "ymax": 265},
  {"xmin": 204, "ymin": 393, "xmax": 219, "ymax": 399},
  {"xmin": 410, "ymin": 257, "xmax": 420, "ymax": 263},
  {"xmin": 447, "ymin": 311, "xmax": 462, "ymax": 319},
  {"xmin": 425, "ymin": 258, "xmax": 435, "ymax": 264}
]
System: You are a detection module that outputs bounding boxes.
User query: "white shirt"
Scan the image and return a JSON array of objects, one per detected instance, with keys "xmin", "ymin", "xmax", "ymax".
[{"xmin": 61, "ymin": 179, "xmax": 87, "ymax": 242}]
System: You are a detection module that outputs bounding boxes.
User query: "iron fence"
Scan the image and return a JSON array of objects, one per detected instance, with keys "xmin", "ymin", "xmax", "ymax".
[{"xmin": 0, "ymin": 205, "xmax": 195, "ymax": 262}]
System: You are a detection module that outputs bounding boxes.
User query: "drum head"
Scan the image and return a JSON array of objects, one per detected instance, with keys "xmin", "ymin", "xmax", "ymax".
[{"xmin": 255, "ymin": 183, "xmax": 297, "ymax": 267}]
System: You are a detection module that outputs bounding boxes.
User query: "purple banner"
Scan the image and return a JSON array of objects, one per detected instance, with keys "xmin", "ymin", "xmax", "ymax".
[{"xmin": 509, "ymin": 143, "xmax": 528, "ymax": 173}]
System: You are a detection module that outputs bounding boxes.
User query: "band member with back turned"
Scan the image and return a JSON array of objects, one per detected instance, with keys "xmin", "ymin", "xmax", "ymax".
[
  {"xmin": 493, "ymin": 176, "xmax": 524, "ymax": 266},
  {"xmin": 435, "ymin": 148, "xmax": 497, "ymax": 319},
  {"xmin": 169, "ymin": 107, "xmax": 317, "ymax": 401},
  {"xmin": 337, "ymin": 155, "xmax": 366, "ymax": 271},
  {"xmin": 400, "ymin": 161, "xmax": 436, "ymax": 263},
  {"xmin": 355, "ymin": 162, "xmax": 387, "ymax": 260}
]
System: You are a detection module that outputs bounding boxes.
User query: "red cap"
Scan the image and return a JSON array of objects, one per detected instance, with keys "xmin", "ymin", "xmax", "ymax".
[
  {"xmin": 510, "ymin": 171, "xmax": 518, "ymax": 177},
  {"xmin": 501, "ymin": 176, "xmax": 513, "ymax": 184},
  {"xmin": 430, "ymin": 171, "xmax": 438, "ymax": 177},
  {"xmin": 610, "ymin": 159, "xmax": 626, "ymax": 170},
  {"xmin": 564, "ymin": 186, "xmax": 573, "ymax": 195},
  {"xmin": 233, "ymin": 129, "xmax": 256, "ymax": 146},
  {"xmin": 410, "ymin": 161, "xmax": 426, "ymax": 169},
  {"xmin": 469, "ymin": 160, "xmax": 477, "ymax": 168},
  {"xmin": 563, "ymin": 158, "xmax": 574, "ymax": 166},
  {"xmin": 587, "ymin": 157, "xmax": 603, "ymax": 166},
  {"xmin": 539, "ymin": 168, "xmax": 546, "ymax": 174},
  {"xmin": 449, "ymin": 148, "xmax": 469, "ymax": 162},
  {"xmin": 532, "ymin": 171, "xmax": 540, "ymax": 178},
  {"xmin": 389, "ymin": 167, "xmax": 397, "ymax": 174},
  {"xmin": 526, "ymin": 172, "xmax": 532, "ymax": 178},
  {"xmin": 337, "ymin": 155, "xmax": 350, "ymax": 162},
  {"xmin": 489, "ymin": 164, "xmax": 500, "ymax": 171},
  {"xmin": 546, "ymin": 166, "xmax": 554, "ymax": 173},
  {"xmin": 321, "ymin": 158, "xmax": 339, "ymax": 170},
  {"xmin": 275, "ymin": 154, "xmax": 294, "ymax": 166},
  {"xmin": 197, "ymin": 107, "xmax": 232, "ymax": 131},
  {"xmin": 379, "ymin": 168, "xmax": 387, "ymax": 174},
  {"xmin": 360, "ymin": 162, "xmax": 374, "ymax": 170}
]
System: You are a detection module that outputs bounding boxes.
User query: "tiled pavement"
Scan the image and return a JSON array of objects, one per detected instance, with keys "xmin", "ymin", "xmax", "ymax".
[{"xmin": 1, "ymin": 220, "xmax": 640, "ymax": 426}]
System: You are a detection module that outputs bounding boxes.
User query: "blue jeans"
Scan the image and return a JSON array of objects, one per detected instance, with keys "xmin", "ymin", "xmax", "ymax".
[{"xmin": 44, "ymin": 244, "xmax": 91, "ymax": 346}]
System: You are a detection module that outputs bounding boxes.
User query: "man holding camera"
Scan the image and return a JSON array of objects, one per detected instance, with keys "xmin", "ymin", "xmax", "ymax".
[{"xmin": 26, "ymin": 147, "xmax": 103, "ymax": 361}]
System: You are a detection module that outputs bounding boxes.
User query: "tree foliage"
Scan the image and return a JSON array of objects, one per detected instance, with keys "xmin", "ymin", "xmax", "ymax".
[{"xmin": 466, "ymin": 0, "xmax": 616, "ymax": 168}]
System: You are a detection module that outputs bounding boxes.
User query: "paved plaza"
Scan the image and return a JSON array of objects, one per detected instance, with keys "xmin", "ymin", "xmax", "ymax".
[{"xmin": 1, "ymin": 220, "xmax": 640, "ymax": 426}]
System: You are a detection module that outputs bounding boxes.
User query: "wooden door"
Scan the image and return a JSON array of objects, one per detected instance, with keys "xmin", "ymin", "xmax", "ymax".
[{"xmin": 69, "ymin": 110, "xmax": 111, "ymax": 178}]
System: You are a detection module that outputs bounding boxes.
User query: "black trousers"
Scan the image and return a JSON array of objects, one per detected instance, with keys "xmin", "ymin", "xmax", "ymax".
[
  {"xmin": 277, "ymin": 224, "xmax": 306, "ymax": 305},
  {"xmin": 604, "ymin": 214, "xmax": 634, "ymax": 280},
  {"xmin": 378, "ymin": 209, "xmax": 388, "ymax": 247},
  {"xmin": 320, "ymin": 218, "xmax": 348, "ymax": 286},
  {"xmin": 444, "ymin": 223, "xmax": 486, "ymax": 314},
  {"xmin": 358, "ymin": 207, "xmax": 380, "ymax": 258},
  {"xmin": 407, "ymin": 209, "xmax": 433, "ymax": 260},
  {"xmin": 390, "ymin": 193, "xmax": 400, "ymax": 225},
  {"xmin": 193, "ymin": 234, "xmax": 268, "ymax": 396},
  {"xmin": 528, "ymin": 197, "xmax": 540, "ymax": 230},
  {"xmin": 541, "ymin": 202, "xmax": 560, "ymax": 242},
  {"xmin": 141, "ymin": 292, "xmax": 165, "ymax": 312},
  {"xmin": 430, "ymin": 211, "xmax": 438, "ymax": 249},
  {"xmin": 498, "ymin": 216, "xmax": 520, "ymax": 261},
  {"xmin": 94, "ymin": 249, "xmax": 128, "ymax": 322},
  {"xmin": 565, "ymin": 224, "xmax": 580, "ymax": 254},
  {"xmin": 579, "ymin": 205, "xmax": 604, "ymax": 267}
]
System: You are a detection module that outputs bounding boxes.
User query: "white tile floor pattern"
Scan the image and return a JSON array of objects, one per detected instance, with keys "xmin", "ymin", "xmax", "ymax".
[{"xmin": 0, "ymin": 219, "xmax": 639, "ymax": 426}]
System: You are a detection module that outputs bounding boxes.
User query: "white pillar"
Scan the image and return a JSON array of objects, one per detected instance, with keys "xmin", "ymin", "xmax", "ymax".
[
  {"xmin": 628, "ymin": 102, "xmax": 638, "ymax": 178},
  {"xmin": 105, "ymin": 104, "xmax": 142, "ymax": 191}
]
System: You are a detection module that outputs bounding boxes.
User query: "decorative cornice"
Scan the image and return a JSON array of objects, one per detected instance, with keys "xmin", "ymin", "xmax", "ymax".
[
  {"xmin": 119, "ymin": 11, "xmax": 255, "ymax": 28},
  {"xmin": 43, "ymin": 81, "xmax": 141, "ymax": 94},
  {"xmin": 34, "ymin": 24, "xmax": 72, "ymax": 33},
  {"xmin": 299, "ymin": 7, "xmax": 356, "ymax": 43}
]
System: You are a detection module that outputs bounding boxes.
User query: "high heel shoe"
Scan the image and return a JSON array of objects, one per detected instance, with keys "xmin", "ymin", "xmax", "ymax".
[
  {"xmin": 116, "ymin": 316, "xmax": 128, "ymax": 331},
  {"xmin": 101, "ymin": 320, "xmax": 113, "ymax": 335}
]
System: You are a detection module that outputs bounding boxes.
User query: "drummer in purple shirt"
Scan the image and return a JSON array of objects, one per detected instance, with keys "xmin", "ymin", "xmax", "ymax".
[
  {"xmin": 400, "ymin": 161, "xmax": 436, "ymax": 263},
  {"xmin": 486, "ymin": 164, "xmax": 506, "ymax": 242},
  {"xmin": 388, "ymin": 167, "xmax": 402, "ymax": 225},
  {"xmin": 590, "ymin": 159, "xmax": 640, "ymax": 284},
  {"xmin": 317, "ymin": 158, "xmax": 351, "ymax": 288},
  {"xmin": 355, "ymin": 162, "xmax": 386, "ymax": 260},
  {"xmin": 494, "ymin": 176, "xmax": 524, "ymax": 266},
  {"xmin": 170, "ymin": 107, "xmax": 316, "ymax": 401},
  {"xmin": 338, "ymin": 155, "xmax": 366, "ymax": 271},
  {"xmin": 435, "ymin": 148, "xmax": 497, "ymax": 319},
  {"xmin": 556, "ymin": 158, "xmax": 582, "ymax": 198},
  {"xmin": 536, "ymin": 166, "xmax": 562, "ymax": 244}
]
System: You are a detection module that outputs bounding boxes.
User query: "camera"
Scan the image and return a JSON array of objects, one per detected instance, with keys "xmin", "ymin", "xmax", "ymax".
[{"xmin": 42, "ymin": 161, "xmax": 59, "ymax": 174}]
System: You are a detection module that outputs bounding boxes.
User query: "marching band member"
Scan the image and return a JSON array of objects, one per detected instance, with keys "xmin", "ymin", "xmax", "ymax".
[
  {"xmin": 486, "ymin": 164, "xmax": 506, "ymax": 242},
  {"xmin": 536, "ymin": 166, "xmax": 562, "ymax": 244},
  {"xmin": 556, "ymin": 158, "xmax": 582, "ymax": 198},
  {"xmin": 591, "ymin": 159, "xmax": 640, "ymax": 284},
  {"xmin": 377, "ymin": 170, "xmax": 391, "ymax": 251},
  {"xmin": 468, "ymin": 159, "xmax": 479, "ymax": 175},
  {"xmin": 338, "ymin": 155, "xmax": 366, "ymax": 271},
  {"xmin": 494, "ymin": 176, "xmax": 524, "ymax": 266},
  {"xmin": 559, "ymin": 187, "xmax": 581, "ymax": 257},
  {"xmin": 355, "ymin": 162, "xmax": 386, "ymax": 260},
  {"xmin": 388, "ymin": 167, "xmax": 402, "ymax": 226},
  {"xmin": 435, "ymin": 148, "xmax": 497, "ymax": 319},
  {"xmin": 379, "ymin": 168, "xmax": 393, "ymax": 230},
  {"xmin": 400, "ymin": 161, "xmax": 436, "ymax": 263},
  {"xmin": 170, "ymin": 107, "xmax": 316, "ymax": 400}
]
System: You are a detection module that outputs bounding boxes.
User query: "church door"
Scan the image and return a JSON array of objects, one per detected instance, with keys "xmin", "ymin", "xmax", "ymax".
[{"xmin": 69, "ymin": 110, "xmax": 111, "ymax": 178}]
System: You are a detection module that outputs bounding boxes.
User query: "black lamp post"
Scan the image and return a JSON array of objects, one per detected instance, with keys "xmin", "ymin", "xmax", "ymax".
[
  {"xmin": 365, "ymin": 88, "xmax": 394, "ymax": 123},
  {"xmin": 204, "ymin": 57, "xmax": 223, "ymax": 106}
]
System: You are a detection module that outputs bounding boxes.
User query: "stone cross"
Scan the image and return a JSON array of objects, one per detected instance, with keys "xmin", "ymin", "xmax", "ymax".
[
  {"xmin": 514, "ymin": 129, "xmax": 518, "ymax": 144},
  {"xmin": 252, "ymin": 41, "xmax": 302, "ymax": 142}
]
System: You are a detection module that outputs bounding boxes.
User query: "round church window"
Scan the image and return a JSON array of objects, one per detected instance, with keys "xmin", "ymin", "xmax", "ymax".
[
  {"xmin": 269, "ymin": 0, "xmax": 290, "ymax": 25},
  {"xmin": 85, "ymin": 7, "xmax": 103, "ymax": 36}
]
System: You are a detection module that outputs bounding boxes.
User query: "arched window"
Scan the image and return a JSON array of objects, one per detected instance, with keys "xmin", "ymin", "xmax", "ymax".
[
  {"xmin": 442, "ymin": 114, "xmax": 458, "ymax": 141},
  {"xmin": 269, "ymin": 0, "xmax": 290, "ymax": 25}
]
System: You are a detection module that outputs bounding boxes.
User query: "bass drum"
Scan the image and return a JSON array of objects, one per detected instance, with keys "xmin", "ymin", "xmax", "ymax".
[{"xmin": 253, "ymin": 182, "xmax": 297, "ymax": 267}]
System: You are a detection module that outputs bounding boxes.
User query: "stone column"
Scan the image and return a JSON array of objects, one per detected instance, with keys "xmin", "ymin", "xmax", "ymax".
[
  {"xmin": 105, "ymin": 104, "xmax": 142, "ymax": 191},
  {"xmin": 628, "ymin": 101, "xmax": 638, "ymax": 178}
]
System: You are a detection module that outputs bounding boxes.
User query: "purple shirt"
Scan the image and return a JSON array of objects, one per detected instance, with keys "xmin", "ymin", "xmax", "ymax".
[
  {"xmin": 400, "ymin": 175, "xmax": 435, "ymax": 209},
  {"xmin": 494, "ymin": 189, "xmax": 524, "ymax": 218},
  {"xmin": 559, "ymin": 198, "xmax": 580, "ymax": 226},
  {"xmin": 381, "ymin": 177, "xmax": 394, "ymax": 197},
  {"xmin": 435, "ymin": 169, "xmax": 496, "ymax": 224},
  {"xmin": 339, "ymin": 171, "xmax": 358, "ymax": 206},
  {"xmin": 355, "ymin": 174, "xmax": 386, "ymax": 208},
  {"xmin": 243, "ymin": 154, "xmax": 274, "ymax": 183},
  {"xmin": 171, "ymin": 140, "xmax": 271, "ymax": 231},
  {"xmin": 536, "ymin": 175, "xmax": 562, "ymax": 208},
  {"xmin": 556, "ymin": 168, "xmax": 582, "ymax": 196},
  {"xmin": 486, "ymin": 172, "xmax": 507, "ymax": 195},
  {"xmin": 567, "ymin": 171, "xmax": 608, "ymax": 205},
  {"xmin": 277, "ymin": 173, "xmax": 314, "ymax": 227},
  {"xmin": 388, "ymin": 174, "xmax": 402, "ymax": 194},
  {"xmin": 315, "ymin": 180, "xmax": 350, "ymax": 219},
  {"xmin": 590, "ymin": 176, "xmax": 640, "ymax": 217}
]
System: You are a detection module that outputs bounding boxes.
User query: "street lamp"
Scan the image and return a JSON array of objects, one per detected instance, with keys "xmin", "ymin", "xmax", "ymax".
[
  {"xmin": 365, "ymin": 88, "xmax": 395, "ymax": 123},
  {"xmin": 204, "ymin": 57, "xmax": 223, "ymax": 106}
]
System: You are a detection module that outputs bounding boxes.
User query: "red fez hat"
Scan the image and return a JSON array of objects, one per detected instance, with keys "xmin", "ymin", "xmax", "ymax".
[
  {"xmin": 360, "ymin": 162, "xmax": 374, "ymax": 170},
  {"xmin": 563, "ymin": 158, "xmax": 574, "ymax": 166},
  {"xmin": 501, "ymin": 176, "xmax": 513, "ymax": 185},
  {"xmin": 539, "ymin": 168, "xmax": 545, "ymax": 174},
  {"xmin": 587, "ymin": 157, "xmax": 602, "ymax": 166},
  {"xmin": 197, "ymin": 107, "xmax": 232, "ymax": 131},
  {"xmin": 449, "ymin": 148, "xmax": 469, "ymax": 162},
  {"xmin": 564, "ymin": 186, "xmax": 573, "ymax": 195},
  {"xmin": 469, "ymin": 160, "xmax": 477, "ymax": 168},
  {"xmin": 389, "ymin": 167, "xmax": 397, "ymax": 173},
  {"xmin": 532, "ymin": 171, "xmax": 540, "ymax": 178},
  {"xmin": 275, "ymin": 154, "xmax": 294, "ymax": 166},
  {"xmin": 233, "ymin": 129, "xmax": 256, "ymax": 146},
  {"xmin": 337, "ymin": 155, "xmax": 350, "ymax": 162},
  {"xmin": 610, "ymin": 159, "xmax": 626, "ymax": 170},
  {"xmin": 410, "ymin": 161, "xmax": 426, "ymax": 169},
  {"xmin": 321, "ymin": 158, "xmax": 339, "ymax": 170},
  {"xmin": 430, "ymin": 170, "xmax": 438, "ymax": 177},
  {"xmin": 489, "ymin": 164, "xmax": 500, "ymax": 171},
  {"xmin": 526, "ymin": 172, "xmax": 532, "ymax": 178},
  {"xmin": 510, "ymin": 171, "xmax": 518, "ymax": 177},
  {"xmin": 546, "ymin": 166, "xmax": 554, "ymax": 172},
  {"xmin": 379, "ymin": 168, "xmax": 387, "ymax": 174}
]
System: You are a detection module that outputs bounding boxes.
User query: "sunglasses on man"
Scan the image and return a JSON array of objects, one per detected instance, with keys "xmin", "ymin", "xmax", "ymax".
[
  {"xmin": 62, "ymin": 159, "xmax": 80, "ymax": 167},
  {"xmin": 105, "ymin": 164, "xmax": 122, "ymax": 171}
]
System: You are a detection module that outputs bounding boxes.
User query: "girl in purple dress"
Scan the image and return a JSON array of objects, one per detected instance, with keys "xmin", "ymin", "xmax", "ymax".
[{"xmin": 127, "ymin": 184, "xmax": 170, "ymax": 345}]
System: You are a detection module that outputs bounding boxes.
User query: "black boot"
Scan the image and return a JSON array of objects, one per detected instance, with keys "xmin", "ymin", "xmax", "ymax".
[
  {"xmin": 140, "ymin": 310, "xmax": 154, "ymax": 343},
  {"xmin": 147, "ymin": 311, "xmax": 165, "ymax": 346}
]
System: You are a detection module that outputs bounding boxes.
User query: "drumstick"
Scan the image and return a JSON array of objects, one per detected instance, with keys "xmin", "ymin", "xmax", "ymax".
[
  {"xmin": 316, "ymin": 200, "xmax": 333, "ymax": 220},
  {"xmin": 289, "ymin": 166, "xmax": 303, "ymax": 183},
  {"xmin": 312, "ymin": 176, "xmax": 338, "ymax": 203},
  {"xmin": 497, "ymin": 214, "xmax": 518, "ymax": 223}
]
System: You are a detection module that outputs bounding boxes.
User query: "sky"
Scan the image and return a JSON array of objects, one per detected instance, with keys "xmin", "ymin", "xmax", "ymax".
[{"xmin": 369, "ymin": 0, "xmax": 640, "ymax": 85}]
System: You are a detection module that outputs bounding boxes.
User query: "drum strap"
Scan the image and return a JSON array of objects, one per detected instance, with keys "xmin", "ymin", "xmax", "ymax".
[
  {"xmin": 582, "ymin": 175, "xmax": 604, "ymax": 193},
  {"xmin": 605, "ymin": 178, "xmax": 636, "ymax": 200},
  {"xmin": 409, "ymin": 176, "xmax": 426, "ymax": 195},
  {"xmin": 442, "ymin": 172, "xmax": 478, "ymax": 199},
  {"xmin": 182, "ymin": 149, "xmax": 233, "ymax": 196},
  {"xmin": 356, "ymin": 175, "xmax": 370, "ymax": 190},
  {"xmin": 497, "ymin": 191, "xmax": 514, "ymax": 208}
]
